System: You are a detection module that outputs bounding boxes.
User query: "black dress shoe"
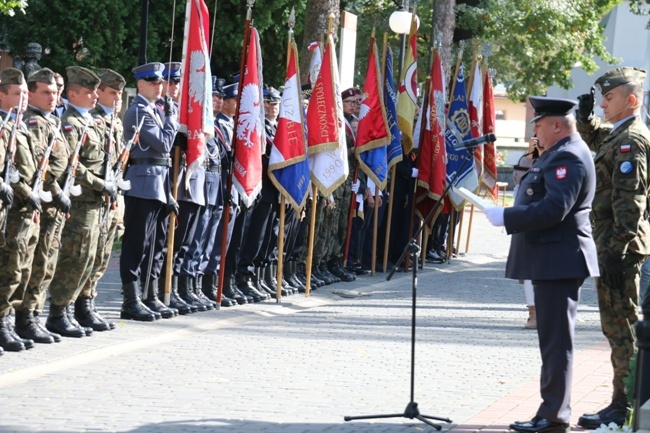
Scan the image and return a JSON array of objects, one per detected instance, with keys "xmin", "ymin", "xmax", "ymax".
[
  {"xmin": 509, "ymin": 416, "xmax": 569, "ymax": 433},
  {"xmin": 578, "ymin": 400, "xmax": 627, "ymax": 429}
]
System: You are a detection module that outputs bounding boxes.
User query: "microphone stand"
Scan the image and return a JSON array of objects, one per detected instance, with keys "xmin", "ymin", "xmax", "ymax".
[{"xmin": 344, "ymin": 148, "xmax": 478, "ymax": 429}]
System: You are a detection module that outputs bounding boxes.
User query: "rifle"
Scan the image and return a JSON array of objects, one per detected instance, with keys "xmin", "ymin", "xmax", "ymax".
[
  {"xmin": 0, "ymin": 97, "xmax": 24, "ymax": 246},
  {"xmin": 112, "ymin": 114, "xmax": 145, "ymax": 191},
  {"xmin": 15, "ymin": 131, "xmax": 57, "ymax": 244},
  {"xmin": 52, "ymin": 121, "xmax": 89, "ymax": 244},
  {"xmin": 99, "ymin": 102, "xmax": 121, "ymax": 230}
]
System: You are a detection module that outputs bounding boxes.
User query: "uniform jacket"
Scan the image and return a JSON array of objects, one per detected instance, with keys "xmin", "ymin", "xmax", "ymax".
[
  {"xmin": 203, "ymin": 133, "xmax": 222, "ymax": 207},
  {"xmin": 504, "ymin": 132, "xmax": 599, "ymax": 280},
  {"xmin": 61, "ymin": 105, "xmax": 106, "ymax": 202},
  {"xmin": 122, "ymin": 94, "xmax": 180, "ymax": 203},
  {"xmin": 0, "ymin": 112, "xmax": 38, "ymax": 212},
  {"xmin": 578, "ymin": 115, "xmax": 650, "ymax": 256}
]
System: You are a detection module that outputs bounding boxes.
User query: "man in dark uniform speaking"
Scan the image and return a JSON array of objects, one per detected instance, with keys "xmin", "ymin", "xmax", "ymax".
[{"xmin": 484, "ymin": 97, "xmax": 599, "ymax": 433}]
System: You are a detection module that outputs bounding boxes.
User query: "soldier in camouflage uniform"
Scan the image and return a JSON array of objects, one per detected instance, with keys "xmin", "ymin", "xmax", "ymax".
[
  {"xmin": 576, "ymin": 67, "xmax": 650, "ymax": 428},
  {"xmin": 0, "ymin": 68, "xmax": 40, "ymax": 352},
  {"xmin": 46, "ymin": 66, "xmax": 116, "ymax": 338},
  {"xmin": 73, "ymin": 69, "xmax": 128, "ymax": 331},
  {"xmin": 13, "ymin": 68, "xmax": 71, "ymax": 345}
]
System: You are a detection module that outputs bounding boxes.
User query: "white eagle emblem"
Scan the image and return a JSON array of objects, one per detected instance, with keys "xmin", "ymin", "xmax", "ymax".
[
  {"xmin": 188, "ymin": 50, "xmax": 206, "ymax": 114},
  {"xmin": 236, "ymin": 83, "xmax": 262, "ymax": 148}
]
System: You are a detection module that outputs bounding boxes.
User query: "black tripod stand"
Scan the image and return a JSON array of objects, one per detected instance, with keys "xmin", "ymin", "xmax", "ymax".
[{"xmin": 344, "ymin": 150, "xmax": 478, "ymax": 430}]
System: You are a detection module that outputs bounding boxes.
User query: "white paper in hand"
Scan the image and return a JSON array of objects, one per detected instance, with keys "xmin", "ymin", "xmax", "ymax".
[{"xmin": 453, "ymin": 186, "xmax": 496, "ymax": 211}]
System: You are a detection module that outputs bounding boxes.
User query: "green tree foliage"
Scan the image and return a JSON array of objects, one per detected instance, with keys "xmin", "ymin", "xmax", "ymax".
[
  {"xmin": 455, "ymin": 0, "xmax": 620, "ymax": 100},
  {"xmin": 0, "ymin": 0, "xmax": 304, "ymax": 88},
  {"xmin": 0, "ymin": 0, "xmax": 27, "ymax": 16}
]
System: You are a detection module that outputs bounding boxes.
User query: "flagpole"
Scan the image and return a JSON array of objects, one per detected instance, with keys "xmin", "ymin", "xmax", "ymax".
[
  {"xmin": 162, "ymin": 0, "xmax": 182, "ymax": 305},
  {"xmin": 274, "ymin": 9, "xmax": 297, "ymax": 303},
  {"xmin": 305, "ymin": 185, "xmax": 318, "ymax": 296},
  {"xmin": 210, "ymin": 0, "xmax": 217, "ymax": 58},
  {"xmin": 381, "ymin": 34, "xmax": 395, "ymax": 273},
  {"xmin": 217, "ymin": 0, "xmax": 255, "ymax": 304}
]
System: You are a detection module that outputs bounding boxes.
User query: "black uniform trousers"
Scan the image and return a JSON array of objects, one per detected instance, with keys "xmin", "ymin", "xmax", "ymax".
[
  {"xmin": 533, "ymin": 278, "xmax": 583, "ymax": 424},
  {"xmin": 120, "ymin": 196, "xmax": 165, "ymax": 283}
]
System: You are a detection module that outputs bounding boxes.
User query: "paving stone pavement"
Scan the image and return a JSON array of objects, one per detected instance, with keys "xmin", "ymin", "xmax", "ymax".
[{"xmin": 0, "ymin": 208, "xmax": 612, "ymax": 433}]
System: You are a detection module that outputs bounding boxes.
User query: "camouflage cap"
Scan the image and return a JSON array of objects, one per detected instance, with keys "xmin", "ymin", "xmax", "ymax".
[
  {"xmin": 595, "ymin": 67, "xmax": 647, "ymax": 95},
  {"xmin": 97, "ymin": 68, "xmax": 126, "ymax": 91},
  {"xmin": 66, "ymin": 66, "xmax": 100, "ymax": 90},
  {"xmin": 0, "ymin": 68, "xmax": 26, "ymax": 85},
  {"xmin": 27, "ymin": 67, "xmax": 56, "ymax": 85}
]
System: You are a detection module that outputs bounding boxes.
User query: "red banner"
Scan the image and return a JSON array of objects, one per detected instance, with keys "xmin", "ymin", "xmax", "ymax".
[{"xmin": 481, "ymin": 68, "xmax": 498, "ymax": 198}]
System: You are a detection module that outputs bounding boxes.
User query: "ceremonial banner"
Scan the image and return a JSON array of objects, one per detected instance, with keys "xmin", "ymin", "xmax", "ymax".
[
  {"xmin": 232, "ymin": 26, "xmax": 265, "ymax": 207},
  {"xmin": 468, "ymin": 60, "xmax": 483, "ymax": 175},
  {"xmin": 384, "ymin": 47, "xmax": 402, "ymax": 169},
  {"xmin": 415, "ymin": 51, "xmax": 446, "ymax": 226},
  {"xmin": 481, "ymin": 67, "xmax": 498, "ymax": 198},
  {"xmin": 306, "ymin": 33, "xmax": 348, "ymax": 196},
  {"xmin": 355, "ymin": 35, "xmax": 390, "ymax": 189},
  {"xmin": 179, "ymin": 0, "xmax": 214, "ymax": 184},
  {"xmin": 307, "ymin": 41, "xmax": 322, "ymax": 86},
  {"xmin": 269, "ymin": 39, "xmax": 311, "ymax": 211},
  {"xmin": 445, "ymin": 63, "xmax": 478, "ymax": 209},
  {"xmin": 396, "ymin": 17, "xmax": 418, "ymax": 154}
]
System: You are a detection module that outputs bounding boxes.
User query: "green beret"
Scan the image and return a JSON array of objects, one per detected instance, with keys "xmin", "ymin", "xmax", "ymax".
[
  {"xmin": 27, "ymin": 67, "xmax": 56, "ymax": 85},
  {"xmin": 0, "ymin": 68, "xmax": 26, "ymax": 86},
  {"xmin": 97, "ymin": 68, "xmax": 126, "ymax": 91},
  {"xmin": 65, "ymin": 66, "xmax": 100, "ymax": 90},
  {"xmin": 595, "ymin": 67, "xmax": 646, "ymax": 95}
]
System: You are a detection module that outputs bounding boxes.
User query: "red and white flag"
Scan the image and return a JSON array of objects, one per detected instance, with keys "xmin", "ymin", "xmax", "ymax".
[
  {"xmin": 468, "ymin": 60, "xmax": 483, "ymax": 175},
  {"xmin": 355, "ymin": 35, "xmax": 390, "ymax": 189},
  {"xmin": 396, "ymin": 16, "xmax": 418, "ymax": 154},
  {"xmin": 232, "ymin": 26, "xmax": 265, "ymax": 207},
  {"xmin": 306, "ymin": 32, "xmax": 348, "ymax": 196},
  {"xmin": 178, "ymin": 0, "xmax": 214, "ymax": 185},
  {"xmin": 269, "ymin": 39, "xmax": 311, "ymax": 211},
  {"xmin": 307, "ymin": 41, "xmax": 322, "ymax": 87},
  {"xmin": 481, "ymin": 67, "xmax": 498, "ymax": 198},
  {"xmin": 415, "ymin": 51, "xmax": 446, "ymax": 226}
]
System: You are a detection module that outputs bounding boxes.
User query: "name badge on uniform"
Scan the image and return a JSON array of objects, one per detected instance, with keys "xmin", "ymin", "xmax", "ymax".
[
  {"xmin": 620, "ymin": 161, "xmax": 633, "ymax": 174},
  {"xmin": 620, "ymin": 144, "xmax": 631, "ymax": 153},
  {"xmin": 555, "ymin": 166, "xmax": 567, "ymax": 180},
  {"xmin": 530, "ymin": 167, "xmax": 541, "ymax": 173}
]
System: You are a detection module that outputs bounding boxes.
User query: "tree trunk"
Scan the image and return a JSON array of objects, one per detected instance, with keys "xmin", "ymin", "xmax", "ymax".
[
  {"xmin": 433, "ymin": 0, "xmax": 455, "ymax": 86},
  {"xmin": 299, "ymin": 0, "xmax": 340, "ymax": 86}
]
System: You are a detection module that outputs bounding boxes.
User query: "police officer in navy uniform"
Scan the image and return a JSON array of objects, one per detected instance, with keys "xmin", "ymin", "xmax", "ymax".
[
  {"xmin": 119, "ymin": 62, "xmax": 180, "ymax": 322},
  {"xmin": 484, "ymin": 97, "xmax": 599, "ymax": 433}
]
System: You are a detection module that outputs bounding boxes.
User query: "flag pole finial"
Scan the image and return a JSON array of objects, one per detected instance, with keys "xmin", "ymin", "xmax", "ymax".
[
  {"xmin": 246, "ymin": 0, "xmax": 255, "ymax": 19},
  {"xmin": 289, "ymin": 7, "xmax": 295, "ymax": 31}
]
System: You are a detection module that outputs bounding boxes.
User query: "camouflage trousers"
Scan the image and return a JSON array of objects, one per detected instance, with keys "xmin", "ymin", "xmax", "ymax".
[
  {"xmin": 0, "ymin": 208, "xmax": 39, "ymax": 317},
  {"xmin": 13, "ymin": 206, "xmax": 64, "ymax": 314},
  {"xmin": 596, "ymin": 250, "xmax": 645, "ymax": 399},
  {"xmin": 79, "ymin": 205, "xmax": 118, "ymax": 300},
  {"xmin": 311, "ymin": 196, "xmax": 330, "ymax": 266},
  {"xmin": 328, "ymin": 179, "xmax": 351, "ymax": 261},
  {"xmin": 48, "ymin": 200, "xmax": 101, "ymax": 307}
]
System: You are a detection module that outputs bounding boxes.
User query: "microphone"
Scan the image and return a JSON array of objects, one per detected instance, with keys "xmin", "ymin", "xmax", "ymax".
[{"xmin": 453, "ymin": 133, "xmax": 497, "ymax": 150}]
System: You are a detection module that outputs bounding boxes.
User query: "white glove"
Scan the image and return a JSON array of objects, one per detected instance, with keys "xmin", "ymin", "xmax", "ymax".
[
  {"xmin": 351, "ymin": 180, "xmax": 360, "ymax": 193},
  {"xmin": 411, "ymin": 168, "xmax": 419, "ymax": 178},
  {"xmin": 484, "ymin": 206, "xmax": 505, "ymax": 227}
]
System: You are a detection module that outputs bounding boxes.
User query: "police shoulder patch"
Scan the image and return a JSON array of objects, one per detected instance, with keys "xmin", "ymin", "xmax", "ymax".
[{"xmin": 555, "ymin": 166, "xmax": 567, "ymax": 180}]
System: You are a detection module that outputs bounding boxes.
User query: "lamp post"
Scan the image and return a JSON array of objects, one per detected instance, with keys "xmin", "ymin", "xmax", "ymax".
[{"xmin": 389, "ymin": 1, "xmax": 419, "ymax": 80}]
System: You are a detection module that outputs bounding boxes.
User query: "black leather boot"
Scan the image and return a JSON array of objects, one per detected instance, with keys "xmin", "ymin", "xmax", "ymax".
[
  {"xmin": 265, "ymin": 265, "xmax": 291, "ymax": 297},
  {"xmin": 193, "ymin": 275, "xmax": 216, "ymax": 310},
  {"xmin": 46, "ymin": 303, "xmax": 85, "ymax": 338},
  {"xmin": 328, "ymin": 258, "xmax": 355, "ymax": 282},
  {"xmin": 578, "ymin": 395, "xmax": 628, "ymax": 429},
  {"xmin": 223, "ymin": 274, "xmax": 248, "ymax": 305},
  {"xmin": 236, "ymin": 273, "xmax": 267, "ymax": 302},
  {"xmin": 178, "ymin": 275, "xmax": 206, "ymax": 312},
  {"xmin": 165, "ymin": 275, "xmax": 193, "ymax": 315},
  {"xmin": 202, "ymin": 273, "xmax": 234, "ymax": 307},
  {"xmin": 14, "ymin": 309, "xmax": 54, "ymax": 344},
  {"xmin": 285, "ymin": 261, "xmax": 306, "ymax": 293},
  {"xmin": 144, "ymin": 278, "xmax": 177, "ymax": 319},
  {"xmin": 120, "ymin": 281, "xmax": 158, "ymax": 322},
  {"xmin": 33, "ymin": 311, "xmax": 61, "ymax": 342},
  {"xmin": 65, "ymin": 305, "xmax": 93, "ymax": 336},
  {"xmin": 0, "ymin": 316, "xmax": 26, "ymax": 351},
  {"xmin": 74, "ymin": 297, "xmax": 112, "ymax": 331}
]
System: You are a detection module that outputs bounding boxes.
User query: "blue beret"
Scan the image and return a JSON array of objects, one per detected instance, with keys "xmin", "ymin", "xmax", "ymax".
[
  {"xmin": 223, "ymin": 83, "xmax": 238, "ymax": 99},
  {"xmin": 162, "ymin": 62, "xmax": 182, "ymax": 83},
  {"xmin": 132, "ymin": 62, "xmax": 164, "ymax": 82}
]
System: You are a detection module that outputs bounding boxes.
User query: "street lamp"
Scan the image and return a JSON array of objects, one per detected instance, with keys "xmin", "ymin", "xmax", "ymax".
[{"xmin": 389, "ymin": 3, "xmax": 419, "ymax": 81}]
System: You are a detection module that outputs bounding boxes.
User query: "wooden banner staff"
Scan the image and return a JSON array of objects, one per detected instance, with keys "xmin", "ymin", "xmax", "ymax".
[
  {"xmin": 217, "ymin": 0, "xmax": 255, "ymax": 304},
  {"xmin": 381, "ymin": 32, "xmax": 397, "ymax": 273},
  {"xmin": 274, "ymin": 8, "xmax": 297, "ymax": 303},
  {"xmin": 163, "ymin": 0, "xmax": 179, "ymax": 305},
  {"xmin": 343, "ymin": 165, "xmax": 359, "ymax": 266},
  {"xmin": 210, "ymin": 0, "xmax": 218, "ymax": 58}
]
